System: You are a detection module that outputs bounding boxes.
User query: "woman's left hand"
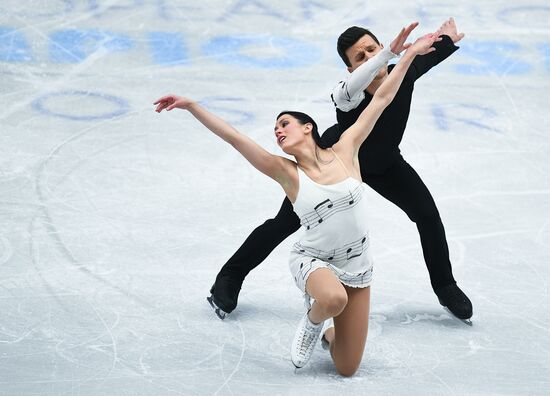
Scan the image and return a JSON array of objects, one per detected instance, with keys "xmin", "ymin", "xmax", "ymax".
[
  {"xmin": 408, "ymin": 33, "xmax": 442, "ymax": 56},
  {"xmin": 153, "ymin": 94, "xmax": 195, "ymax": 112}
]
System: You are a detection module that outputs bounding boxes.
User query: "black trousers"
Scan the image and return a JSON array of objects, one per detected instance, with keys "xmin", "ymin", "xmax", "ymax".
[{"xmin": 214, "ymin": 155, "xmax": 455, "ymax": 299}]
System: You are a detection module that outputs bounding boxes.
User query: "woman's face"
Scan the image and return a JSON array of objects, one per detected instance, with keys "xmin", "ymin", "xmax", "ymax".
[{"xmin": 274, "ymin": 114, "xmax": 311, "ymax": 154}]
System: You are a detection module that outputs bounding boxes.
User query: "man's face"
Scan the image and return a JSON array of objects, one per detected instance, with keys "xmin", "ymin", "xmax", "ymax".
[{"xmin": 345, "ymin": 34, "xmax": 385, "ymax": 75}]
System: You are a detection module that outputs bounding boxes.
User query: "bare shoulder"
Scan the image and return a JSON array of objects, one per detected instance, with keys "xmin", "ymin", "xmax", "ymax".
[
  {"xmin": 277, "ymin": 156, "xmax": 299, "ymax": 184},
  {"xmin": 331, "ymin": 140, "xmax": 362, "ymax": 179},
  {"xmin": 275, "ymin": 156, "xmax": 299, "ymax": 202},
  {"xmin": 331, "ymin": 137, "xmax": 354, "ymax": 162}
]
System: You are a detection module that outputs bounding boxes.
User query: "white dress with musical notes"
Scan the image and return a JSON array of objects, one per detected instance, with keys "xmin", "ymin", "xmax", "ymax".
[{"xmin": 289, "ymin": 161, "xmax": 373, "ymax": 294}]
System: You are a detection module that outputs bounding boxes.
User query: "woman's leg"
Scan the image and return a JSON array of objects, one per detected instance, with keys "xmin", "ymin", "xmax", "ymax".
[
  {"xmin": 324, "ymin": 285, "xmax": 371, "ymax": 377},
  {"xmin": 305, "ymin": 268, "xmax": 348, "ymax": 324},
  {"xmin": 290, "ymin": 267, "xmax": 349, "ymax": 368}
]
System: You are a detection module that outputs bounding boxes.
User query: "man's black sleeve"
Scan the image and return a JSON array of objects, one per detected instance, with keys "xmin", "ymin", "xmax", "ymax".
[
  {"xmin": 320, "ymin": 123, "xmax": 341, "ymax": 148},
  {"xmin": 408, "ymin": 34, "xmax": 459, "ymax": 82}
]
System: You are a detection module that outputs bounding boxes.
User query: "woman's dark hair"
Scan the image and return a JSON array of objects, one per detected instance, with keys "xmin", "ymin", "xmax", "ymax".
[
  {"xmin": 277, "ymin": 111, "xmax": 327, "ymax": 148},
  {"xmin": 337, "ymin": 26, "xmax": 380, "ymax": 67}
]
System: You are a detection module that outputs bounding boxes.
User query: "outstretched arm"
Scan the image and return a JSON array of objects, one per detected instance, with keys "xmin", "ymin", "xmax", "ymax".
[
  {"xmin": 335, "ymin": 33, "xmax": 440, "ymax": 155},
  {"xmin": 332, "ymin": 22, "xmax": 418, "ymax": 112},
  {"xmin": 154, "ymin": 96, "xmax": 290, "ymax": 184},
  {"xmin": 409, "ymin": 17, "xmax": 464, "ymax": 81}
]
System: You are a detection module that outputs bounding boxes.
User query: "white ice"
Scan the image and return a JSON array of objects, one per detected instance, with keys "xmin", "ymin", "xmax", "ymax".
[{"xmin": 1, "ymin": 1, "xmax": 550, "ymax": 395}]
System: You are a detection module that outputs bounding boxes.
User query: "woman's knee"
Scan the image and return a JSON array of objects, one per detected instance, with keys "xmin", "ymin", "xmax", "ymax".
[
  {"xmin": 317, "ymin": 289, "xmax": 348, "ymax": 317},
  {"xmin": 334, "ymin": 347, "xmax": 364, "ymax": 377},
  {"xmin": 336, "ymin": 361, "xmax": 360, "ymax": 377}
]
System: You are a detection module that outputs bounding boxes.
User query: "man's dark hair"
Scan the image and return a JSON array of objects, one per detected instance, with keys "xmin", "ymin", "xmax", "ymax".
[
  {"xmin": 277, "ymin": 111, "xmax": 325, "ymax": 148},
  {"xmin": 337, "ymin": 26, "xmax": 380, "ymax": 67}
]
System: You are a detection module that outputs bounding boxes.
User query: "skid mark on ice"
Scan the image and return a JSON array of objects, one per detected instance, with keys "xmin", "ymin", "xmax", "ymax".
[
  {"xmin": 57, "ymin": 301, "xmax": 124, "ymax": 396},
  {"xmin": 89, "ymin": 301, "xmax": 120, "ymax": 373},
  {"xmin": 478, "ymin": 288, "xmax": 550, "ymax": 334},
  {"xmin": 439, "ymin": 189, "xmax": 550, "ymax": 201},
  {"xmin": 378, "ymin": 227, "xmax": 533, "ymax": 263},
  {"xmin": 29, "ymin": 113, "xmax": 158, "ymax": 309},
  {"xmin": 517, "ymin": 256, "xmax": 549, "ymax": 313},
  {"xmin": 0, "ymin": 235, "xmax": 13, "ymax": 266},
  {"xmin": 214, "ymin": 320, "xmax": 246, "ymax": 396},
  {"xmin": 429, "ymin": 371, "xmax": 457, "ymax": 395},
  {"xmin": 401, "ymin": 313, "xmax": 451, "ymax": 324},
  {"xmin": 451, "ymin": 228, "xmax": 532, "ymax": 241},
  {"xmin": 3, "ymin": 2, "xmax": 119, "ymax": 34},
  {"xmin": 0, "ymin": 325, "xmax": 38, "ymax": 345},
  {"xmin": 28, "ymin": 213, "xmax": 76, "ymax": 312}
]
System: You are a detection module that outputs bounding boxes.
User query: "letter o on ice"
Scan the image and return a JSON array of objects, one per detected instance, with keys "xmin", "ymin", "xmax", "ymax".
[
  {"xmin": 32, "ymin": 91, "xmax": 130, "ymax": 121},
  {"xmin": 202, "ymin": 36, "xmax": 320, "ymax": 68}
]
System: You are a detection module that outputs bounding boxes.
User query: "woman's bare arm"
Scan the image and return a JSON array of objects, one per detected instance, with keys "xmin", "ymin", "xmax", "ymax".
[{"xmin": 154, "ymin": 95, "xmax": 292, "ymax": 184}]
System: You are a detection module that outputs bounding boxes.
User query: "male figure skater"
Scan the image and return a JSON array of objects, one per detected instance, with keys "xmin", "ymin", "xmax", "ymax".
[{"xmin": 208, "ymin": 18, "xmax": 472, "ymax": 322}]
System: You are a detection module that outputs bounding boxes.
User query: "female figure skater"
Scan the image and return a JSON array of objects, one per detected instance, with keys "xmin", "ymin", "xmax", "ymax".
[{"xmin": 154, "ymin": 29, "xmax": 438, "ymax": 376}]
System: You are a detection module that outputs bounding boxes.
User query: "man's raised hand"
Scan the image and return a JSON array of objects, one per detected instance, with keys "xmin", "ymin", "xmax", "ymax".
[
  {"xmin": 389, "ymin": 22, "xmax": 418, "ymax": 54},
  {"xmin": 438, "ymin": 17, "xmax": 465, "ymax": 43}
]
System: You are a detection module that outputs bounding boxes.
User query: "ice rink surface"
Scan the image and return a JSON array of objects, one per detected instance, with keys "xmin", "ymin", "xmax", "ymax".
[{"xmin": 1, "ymin": 1, "xmax": 550, "ymax": 395}]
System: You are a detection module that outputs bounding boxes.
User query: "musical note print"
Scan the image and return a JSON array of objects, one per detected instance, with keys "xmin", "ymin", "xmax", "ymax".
[
  {"xmin": 315, "ymin": 199, "xmax": 334, "ymax": 210},
  {"xmin": 313, "ymin": 199, "xmax": 333, "ymax": 225},
  {"xmin": 303, "ymin": 199, "xmax": 334, "ymax": 229},
  {"xmin": 291, "ymin": 168, "xmax": 373, "ymax": 291},
  {"xmin": 293, "ymin": 234, "xmax": 370, "ymax": 264},
  {"xmin": 330, "ymin": 265, "xmax": 373, "ymax": 287},
  {"xmin": 299, "ymin": 184, "xmax": 364, "ymax": 231},
  {"xmin": 294, "ymin": 257, "xmax": 321, "ymax": 283},
  {"xmin": 346, "ymin": 236, "xmax": 368, "ymax": 260},
  {"xmin": 347, "ymin": 190, "xmax": 354, "ymax": 205}
]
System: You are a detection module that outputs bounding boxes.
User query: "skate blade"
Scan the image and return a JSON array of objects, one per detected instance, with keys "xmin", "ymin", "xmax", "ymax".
[
  {"xmin": 443, "ymin": 307, "xmax": 472, "ymax": 326},
  {"xmin": 207, "ymin": 295, "xmax": 227, "ymax": 320}
]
